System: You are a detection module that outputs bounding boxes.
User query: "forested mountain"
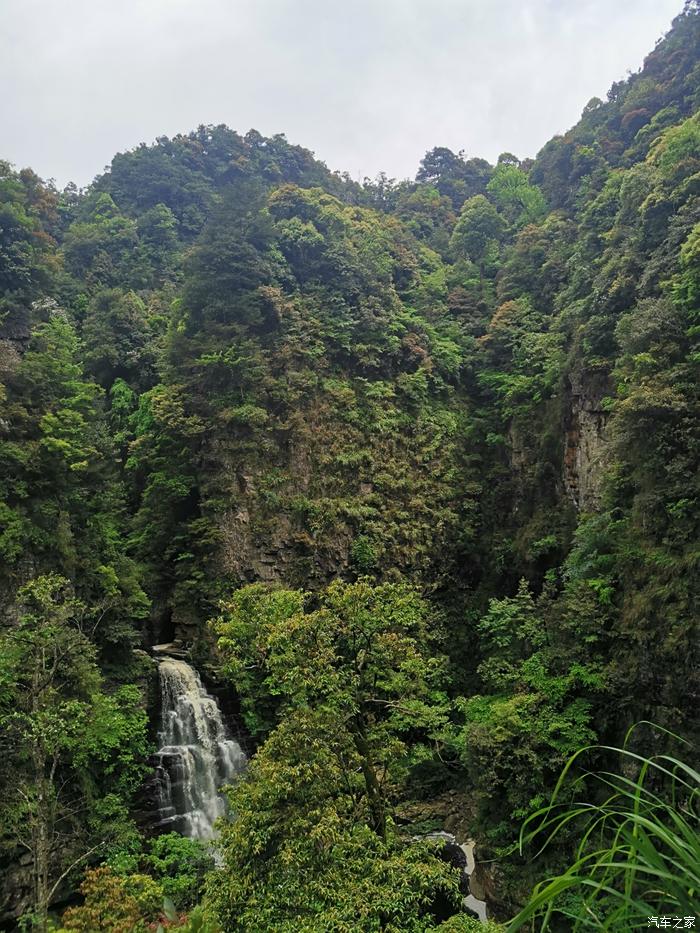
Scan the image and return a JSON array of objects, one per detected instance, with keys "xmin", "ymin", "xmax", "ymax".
[{"xmin": 0, "ymin": 3, "xmax": 698, "ymax": 930}]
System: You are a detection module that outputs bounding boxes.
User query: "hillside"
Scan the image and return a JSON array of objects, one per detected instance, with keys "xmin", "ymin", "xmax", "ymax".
[{"xmin": 0, "ymin": 3, "xmax": 698, "ymax": 929}]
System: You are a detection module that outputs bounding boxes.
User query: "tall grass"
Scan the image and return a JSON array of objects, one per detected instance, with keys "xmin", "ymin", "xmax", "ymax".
[{"xmin": 508, "ymin": 724, "xmax": 700, "ymax": 930}]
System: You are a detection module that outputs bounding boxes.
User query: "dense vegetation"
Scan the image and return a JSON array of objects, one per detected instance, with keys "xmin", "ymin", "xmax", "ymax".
[
  {"xmin": 509, "ymin": 731, "xmax": 700, "ymax": 930},
  {"xmin": 0, "ymin": 3, "xmax": 698, "ymax": 929}
]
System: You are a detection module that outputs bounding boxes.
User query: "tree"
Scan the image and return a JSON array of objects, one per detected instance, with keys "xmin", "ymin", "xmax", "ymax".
[
  {"xmin": 497, "ymin": 152, "xmax": 521, "ymax": 167},
  {"xmin": 209, "ymin": 707, "xmax": 463, "ymax": 932},
  {"xmin": 144, "ymin": 833, "xmax": 215, "ymax": 909},
  {"xmin": 209, "ymin": 580, "xmax": 464, "ymax": 930},
  {"xmin": 58, "ymin": 866, "xmax": 163, "ymax": 933},
  {"xmin": 135, "ymin": 202, "xmax": 179, "ymax": 283},
  {"xmin": 456, "ymin": 580, "xmax": 605, "ymax": 846},
  {"xmin": 0, "ymin": 314, "xmax": 149, "ymax": 646},
  {"xmin": 62, "ymin": 194, "xmax": 140, "ymax": 290},
  {"xmin": 417, "ymin": 148, "xmax": 493, "ymax": 208},
  {"xmin": 215, "ymin": 579, "xmax": 449, "ymax": 840},
  {"xmin": 0, "ymin": 161, "xmax": 56, "ymax": 308},
  {"xmin": 82, "ymin": 288, "xmax": 155, "ymax": 388},
  {"xmin": 450, "ymin": 195, "xmax": 506, "ymax": 289},
  {"xmin": 486, "ymin": 164, "xmax": 547, "ymax": 228},
  {"xmin": 0, "ymin": 575, "xmax": 149, "ymax": 930}
]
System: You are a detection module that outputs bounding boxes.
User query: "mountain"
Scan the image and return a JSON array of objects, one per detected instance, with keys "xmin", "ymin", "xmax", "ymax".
[{"xmin": 0, "ymin": 3, "xmax": 698, "ymax": 929}]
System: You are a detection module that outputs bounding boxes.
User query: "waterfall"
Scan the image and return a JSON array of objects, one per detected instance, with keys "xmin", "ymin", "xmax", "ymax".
[{"xmin": 154, "ymin": 658, "xmax": 246, "ymax": 839}]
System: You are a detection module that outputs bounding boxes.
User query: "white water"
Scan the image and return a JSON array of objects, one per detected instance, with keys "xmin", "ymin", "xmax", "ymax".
[
  {"xmin": 417, "ymin": 832, "xmax": 488, "ymax": 923},
  {"xmin": 462, "ymin": 839, "xmax": 488, "ymax": 922},
  {"xmin": 152, "ymin": 660, "xmax": 488, "ymax": 921},
  {"xmin": 154, "ymin": 658, "xmax": 247, "ymax": 839}
]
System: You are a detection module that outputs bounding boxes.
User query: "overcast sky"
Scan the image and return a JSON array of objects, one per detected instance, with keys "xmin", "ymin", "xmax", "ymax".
[{"xmin": 0, "ymin": 0, "xmax": 683, "ymax": 189}]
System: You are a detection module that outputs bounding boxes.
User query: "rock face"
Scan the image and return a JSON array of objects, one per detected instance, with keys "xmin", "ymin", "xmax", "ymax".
[
  {"xmin": 152, "ymin": 641, "xmax": 190, "ymax": 660},
  {"xmin": 563, "ymin": 367, "xmax": 612, "ymax": 511},
  {"xmin": 216, "ymin": 476, "xmax": 353, "ymax": 590},
  {"xmin": 415, "ymin": 831, "xmax": 488, "ymax": 923},
  {"xmin": 505, "ymin": 367, "xmax": 613, "ymax": 520},
  {"xmin": 0, "ymin": 298, "xmax": 65, "ymax": 357},
  {"xmin": 195, "ymin": 427, "xmax": 358, "ymax": 621},
  {"xmin": 0, "ymin": 850, "xmax": 33, "ymax": 927},
  {"xmin": 0, "ymin": 305, "xmax": 31, "ymax": 352}
]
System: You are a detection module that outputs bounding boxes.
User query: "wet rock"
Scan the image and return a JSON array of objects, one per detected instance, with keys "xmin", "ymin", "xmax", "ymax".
[{"xmin": 152, "ymin": 641, "xmax": 189, "ymax": 660}]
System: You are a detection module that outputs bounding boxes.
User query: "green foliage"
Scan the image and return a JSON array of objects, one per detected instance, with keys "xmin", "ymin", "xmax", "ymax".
[
  {"xmin": 0, "ymin": 313, "xmax": 149, "ymax": 646},
  {"xmin": 58, "ymin": 866, "xmax": 163, "ymax": 933},
  {"xmin": 0, "ymin": 576, "xmax": 151, "ymax": 926},
  {"xmin": 213, "ymin": 584, "xmax": 304, "ymax": 735},
  {"xmin": 82, "ymin": 288, "xmax": 156, "ymax": 388},
  {"xmin": 486, "ymin": 165, "xmax": 547, "ymax": 228},
  {"xmin": 210, "ymin": 580, "xmax": 465, "ymax": 929},
  {"xmin": 209, "ymin": 707, "xmax": 463, "ymax": 932},
  {"xmin": 0, "ymin": 162, "xmax": 57, "ymax": 309},
  {"xmin": 145, "ymin": 833, "xmax": 215, "ymax": 909},
  {"xmin": 351, "ymin": 533, "xmax": 378, "ymax": 571},
  {"xmin": 416, "ymin": 147, "xmax": 493, "ymax": 209},
  {"xmin": 510, "ymin": 731, "xmax": 700, "ymax": 931},
  {"xmin": 77, "ymin": 685, "xmax": 151, "ymax": 797},
  {"xmin": 123, "ymin": 171, "xmax": 475, "ymax": 615},
  {"xmin": 455, "ymin": 580, "xmax": 607, "ymax": 846},
  {"xmin": 438, "ymin": 919, "xmax": 504, "ymax": 932},
  {"xmin": 214, "ymin": 579, "xmax": 450, "ymax": 818},
  {"xmin": 1, "ymin": 11, "xmax": 699, "ymax": 925},
  {"xmin": 450, "ymin": 195, "xmax": 506, "ymax": 267},
  {"xmin": 477, "ymin": 297, "xmax": 565, "ymax": 420},
  {"xmin": 63, "ymin": 195, "xmax": 140, "ymax": 289}
]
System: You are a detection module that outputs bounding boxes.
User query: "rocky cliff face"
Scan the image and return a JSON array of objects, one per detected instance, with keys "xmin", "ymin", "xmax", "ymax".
[
  {"xmin": 214, "ymin": 454, "xmax": 350, "ymax": 589},
  {"xmin": 0, "ymin": 850, "xmax": 34, "ymax": 927},
  {"xmin": 563, "ymin": 368, "xmax": 613, "ymax": 511},
  {"xmin": 217, "ymin": 494, "xmax": 353, "ymax": 589}
]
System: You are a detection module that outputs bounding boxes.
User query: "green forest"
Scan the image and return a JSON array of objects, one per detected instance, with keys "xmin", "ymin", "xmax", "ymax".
[{"xmin": 0, "ymin": 3, "xmax": 699, "ymax": 930}]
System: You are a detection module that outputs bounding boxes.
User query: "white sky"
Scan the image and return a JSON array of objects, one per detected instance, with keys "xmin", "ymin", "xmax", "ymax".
[{"xmin": 0, "ymin": 0, "xmax": 683, "ymax": 188}]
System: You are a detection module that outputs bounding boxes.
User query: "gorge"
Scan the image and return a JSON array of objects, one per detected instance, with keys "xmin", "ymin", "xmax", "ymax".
[{"xmin": 0, "ymin": 3, "xmax": 698, "ymax": 929}]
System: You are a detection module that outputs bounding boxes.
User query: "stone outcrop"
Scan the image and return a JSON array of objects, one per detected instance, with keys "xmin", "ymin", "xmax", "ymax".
[
  {"xmin": 469, "ymin": 844, "xmax": 516, "ymax": 922},
  {"xmin": 414, "ymin": 831, "xmax": 487, "ymax": 922},
  {"xmin": 0, "ymin": 850, "xmax": 33, "ymax": 927},
  {"xmin": 563, "ymin": 367, "xmax": 613, "ymax": 511}
]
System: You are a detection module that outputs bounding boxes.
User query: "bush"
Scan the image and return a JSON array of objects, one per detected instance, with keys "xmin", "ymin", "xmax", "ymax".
[
  {"xmin": 59, "ymin": 866, "xmax": 163, "ymax": 933},
  {"xmin": 145, "ymin": 834, "xmax": 215, "ymax": 909}
]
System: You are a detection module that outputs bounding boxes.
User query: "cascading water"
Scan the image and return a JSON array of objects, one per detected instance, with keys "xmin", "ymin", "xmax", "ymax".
[{"xmin": 153, "ymin": 658, "xmax": 246, "ymax": 839}]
